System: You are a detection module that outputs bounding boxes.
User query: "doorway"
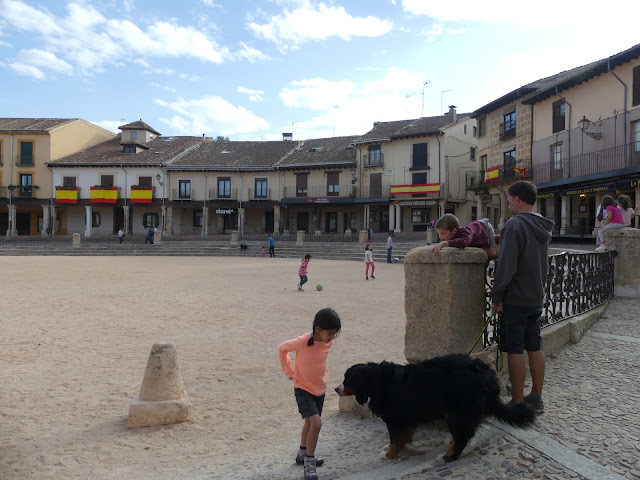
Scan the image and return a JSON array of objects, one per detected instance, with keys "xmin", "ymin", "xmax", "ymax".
[
  {"xmin": 325, "ymin": 212, "xmax": 338, "ymax": 233},
  {"xmin": 297, "ymin": 212, "xmax": 309, "ymax": 232},
  {"xmin": 265, "ymin": 210, "xmax": 274, "ymax": 234},
  {"xmin": 16, "ymin": 213, "xmax": 30, "ymax": 235},
  {"xmin": 380, "ymin": 210, "xmax": 389, "ymax": 233}
]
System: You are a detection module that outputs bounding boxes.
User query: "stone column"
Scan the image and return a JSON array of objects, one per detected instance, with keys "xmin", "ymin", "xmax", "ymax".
[
  {"xmin": 84, "ymin": 205, "xmax": 92, "ymax": 237},
  {"xmin": 165, "ymin": 206, "xmax": 173, "ymax": 237},
  {"xmin": 395, "ymin": 204, "xmax": 402, "ymax": 232},
  {"xmin": 123, "ymin": 205, "xmax": 130, "ymax": 234},
  {"xmin": 635, "ymin": 186, "xmax": 640, "ymax": 227},
  {"xmin": 202, "ymin": 206, "xmax": 208, "ymax": 236},
  {"xmin": 388, "ymin": 203, "xmax": 395, "ymax": 232},
  {"xmin": 238, "ymin": 207, "xmax": 245, "ymax": 236},
  {"xmin": 364, "ymin": 204, "xmax": 370, "ymax": 230},
  {"xmin": 7, "ymin": 204, "xmax": 16, "ymax": 237},
  {"xmin": 498, "ymin": 192, "xmax": 508, "ymax": 228},
  {"xmin": 560, "ymin": 195, "xmax": 570, "ymax": 235},
  {"xmin": 51, "ymin": 206, "xmax": 57, "ymax": 236},
  {"xmin": 607, "ymin": 228, "xmax": 640, "ymax": 297},
  {"xmin": 476, "ymin": 195, "xmax": 484, "ymax": 219},
  {"xmin": 160, "ymin": 206, "xmax": 167, "ymax": 238},
  {"xmin": 404, "ymin": 246, "xmax": 487, "ymax": 363},
  {"xmin": 438, "ymin": 199, "xmax": 446, "ymax": 218},
  {"xmin": 231, "ymin": 230, "xmax": 239, "ymax": 244},
  {"xmin": 273, "ymin": 205, "xmax": 281, "ymax": 234},
  {"xmin": 41, "ymin": 205, "xmax": 50, "ymax": 236}
]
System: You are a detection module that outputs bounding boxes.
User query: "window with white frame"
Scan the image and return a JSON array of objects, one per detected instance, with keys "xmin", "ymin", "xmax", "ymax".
[{"xmin": 552, "ymin": 142, "xmax": 563, "ymax": 170}]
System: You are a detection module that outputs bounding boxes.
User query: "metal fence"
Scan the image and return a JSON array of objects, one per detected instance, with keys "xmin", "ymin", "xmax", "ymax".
[
  {"xmin": 240, "ymin": 231, "xmax": 359, "ymax": 243},
  {"xmin": 482, "ymin": 250, "xmax": 615, "ymax": 349}
]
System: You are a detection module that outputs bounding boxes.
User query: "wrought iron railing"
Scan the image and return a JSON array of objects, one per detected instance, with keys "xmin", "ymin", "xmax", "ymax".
[
  {"xmin": 248, "ymin": 188, "xmax": 270, "ymax": 200},
  {"xmin": 240, "ymin": 231, "xmax": 359, "ymax": 242},
  {"xmin": 482, "ymin": 250, "xmax": 615, "ymax": 349},
  {"xmin": 282, "ymin": 185, "xmax": 356, "ymax": 198},
  {"xmin": 359, "ymin": 185, "xmax": 391, "ymax": 198},
  {"xmin": 209, "ymin": 188, "xmax": 238, "ymax": 200},
  {"xmin": 363, "ymin": 153, "xmax": 384, "ymax": 167}
]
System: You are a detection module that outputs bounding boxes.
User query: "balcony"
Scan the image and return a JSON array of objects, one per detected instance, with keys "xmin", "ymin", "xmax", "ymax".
[
  {"xmin": 172, "ymin": 188, "xmax": 196, "ymax": 201},
  {"xmin": 389, "ymin": 183, "xmax": 442, "ymax": 198},
  {"xmin": 282, "ymin": 185, "xmax": 356, "ymax": 198},
  {"xmin": 359, "ymin": 185, "xmax": 391, "ymax": 198},
  {"xmin": 499, "ymin": 122, "xmax": 516, "ymax": 141},
  {"xmin": 90, "ymin": 186, "xmax": 119, "ymax": 204},
  {"xmin": 208, "ymin": 188, "xmax": 238, "ymax": 200},
  {"xmin": 15, "ymin": 155, "xmax": 34, "ymax": 166},
  {"xmin": 481, "ymin": 162, "xmax": 531, "ymax": 185},
  {"xmin": 56, "ymin": 186, "xmax": 81, "ymax": 204},
  {"xmin": 363, "ymin": 153, "xmax": 384, "ymax": 167},
  {"xmin": 532, "ymin": 141, "xmax": 640, "ymax": 185},
  {"xmin": 130, "ymin": 186, "xmax": 155, "ymax": 204},
  {"xmin": 248, "ymin": 188, "xmax": 271, "ymax": 200}
]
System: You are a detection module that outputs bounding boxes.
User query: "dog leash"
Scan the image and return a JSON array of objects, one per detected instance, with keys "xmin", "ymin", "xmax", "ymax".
[{"xmin": 468, "ymin": 308, "xmax": 503, "ymax": 372}]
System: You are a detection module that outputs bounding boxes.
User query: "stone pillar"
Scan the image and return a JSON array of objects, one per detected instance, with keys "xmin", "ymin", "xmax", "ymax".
[
  {"xmin": 72, "ymin": 232, "xmax": 81, "ymax": 246},
  {"xmin": 296, "ymin": 230, "xmax": 305, "ymax": 245},
  {"xmin": 476, "ymin": 195, "xmax": 484, "ymax": 220},
  {"xmin": 165, "ymin": 206, "xmax": 173, "ymax": 237},
  {"xmin": 607, "ymin": 228, "xmax": 640, "ymax": 297},
  {"xmin": 51, "ymin": 206, "xmax": 57, "ymax": 236},
  {"xmin": 237, "ymin": 207, "xmax": 245, "ymax": 236},
  {"xmin": 128, "ymin": 343, "xmax": 192, "ymax": 428},
  {"xmin": 359, "ymin": 230, "xmax": 368, "ymax": 244},
  {"xmin": 559, "ymin": 195, "xmax": 570, "ymax": 234},
  {"xmin": 202, "ymin": 206, "xmax": 208, "ymax": 236},
  {"xmin": 123, "ymin": 205, "xmax": 130, "ymax": 234},
  {"xmin": 161, "ymin": 206, "xmax": 167, "ymax": 239},
  {"xmin": 395, "ymin": 204, "xmax": 402, "ymax": 232},
  {"xmin": 273, "ymin": 205, "xmax": 281, "ymax": 234},
  {"xmin": 404, "ymin": 246, "xmax": 487, "ymax": 363},
  {"xmin": 231, "ymin": 230, "xmax": 239, "ymax": 244},
  {"xmin": 388, "ymin": 203, "xmax": 395, "ymax": 232},
  {"xmin": 84, "ymin": 205, "xmax": 92, "ymax": 237},
  {"xmin": 41, "ymin": 205, "xmax": 50, "ymax": 236},
  {"xmin": 7, "ymin": 204, "xmax": 16, "ymax": 237},
  {"xmin": 498, "ymin": 192, "xmax": 508, "ymax": 228},
  {"xmin": 635, "ymin": 186, "xmax": 640, "ymax": 227},
  {"xmin": 438, "ymin": 199, "xmax": 446, "ymax": 218},
  {"xmin": 364, "ymin": 204, "xmax": 370, "ymax": 230}
]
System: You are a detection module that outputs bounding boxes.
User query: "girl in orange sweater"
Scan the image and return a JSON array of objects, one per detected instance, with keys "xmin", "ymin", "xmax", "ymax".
[{"xmin": 278, "ymin": 308, "xmax": 342, "ymax": 480}]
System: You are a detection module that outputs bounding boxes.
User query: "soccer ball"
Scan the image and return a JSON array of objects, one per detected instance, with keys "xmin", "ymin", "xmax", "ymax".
[{"xmin": 316, "ymin": 284, "xmax": 323, "ymax": 291}]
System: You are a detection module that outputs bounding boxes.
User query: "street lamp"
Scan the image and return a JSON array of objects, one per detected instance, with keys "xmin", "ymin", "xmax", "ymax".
[
  {"xmin": 578, "ymin": 116, "xmax": 602, "ymax": 140},
  {"xmin": 421, "ymin": 81, "xmax": 431, "ymax": 117}
]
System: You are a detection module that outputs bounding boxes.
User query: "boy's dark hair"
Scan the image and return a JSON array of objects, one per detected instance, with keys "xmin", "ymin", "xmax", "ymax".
[
  {"xmin": 507, "ymin": 181, "xmax": 537, "ymax": 206},
  {"xmin": 308, "ymin": 308, "xmax": 342, "ymax": 346},
  {"xmin": 434, "ymin": 213, "xmax": 459, "ymax": 231},
  {"xmin": 601, "ymin": 195, "xmax": 615, "ymax": 208},
  {"xmin": 617, "ymin": 194, "xmax": 631, "ymax": 210},
  {"xmin": 304, "ymin": 254, "xmax": 312, "ymax": 260}
]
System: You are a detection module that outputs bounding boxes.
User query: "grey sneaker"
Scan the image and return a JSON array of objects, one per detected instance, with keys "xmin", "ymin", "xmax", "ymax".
[
  {"xmin": 295, "ymin": 451, "xmax": 324, "ymax": 466},
  {"xmin": 304, "ymin": 457, "xmax": 318, "ymax": 480},
  {"xmin": 523, "ymin": 393, "xmax": 544, "ymax": 414}
]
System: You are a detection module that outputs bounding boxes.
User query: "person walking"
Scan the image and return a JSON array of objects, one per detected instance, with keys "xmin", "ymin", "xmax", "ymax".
[
  {"xmin": 145, "ymin": 226, "xmax": 155, "ymax": 244},
  {"xmin": 386, "ymin": 231, "xmax": 394, "ymax": 264},
  {"xmin": 491, "ymin": 181, "xmax": 553, "ymax": 414},
  {"xmin": 364, "ymin": 243, "xmax": 375, "ymax": 280},
  {"xmin": 268, "ymin": 234, "xmax": 275, "ymax": 257},
  {"xmin": 297, "ymin": 254, "xmax": 312, "ymax": 292},
  {"xmin": 117, "ymin": 228, "xmax": 125, "ymax": 244}
]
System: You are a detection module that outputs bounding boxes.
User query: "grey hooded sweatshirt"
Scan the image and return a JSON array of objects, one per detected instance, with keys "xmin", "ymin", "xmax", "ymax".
[{"xmin": 491, "ymin": 212, "xmax": 554, "ymax": 308}]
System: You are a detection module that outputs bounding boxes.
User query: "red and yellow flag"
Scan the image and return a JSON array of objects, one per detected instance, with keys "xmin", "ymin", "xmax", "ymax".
[
  {"xmin": 90, "ymin": 187, "xmax": 118, "ymax": 204},
  {"xmin": 390, "ymin": 183, "xmax": 440, "ymax": 195},
  {"xmin": 131, "ymin": 187, "xmax": 153, "ymax": 204},
  {"xmin": 484, "ymin": 167, "xmax": 499, "ymax": 183},
  {"xmin": 56, "ymin": 187, "xmax": 78, "ymax": 204}
]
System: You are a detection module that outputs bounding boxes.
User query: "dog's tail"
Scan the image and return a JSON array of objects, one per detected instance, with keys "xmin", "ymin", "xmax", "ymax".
[{"xmin": 491, "ymin": 399, "xmax": 536, "ymax": 428}]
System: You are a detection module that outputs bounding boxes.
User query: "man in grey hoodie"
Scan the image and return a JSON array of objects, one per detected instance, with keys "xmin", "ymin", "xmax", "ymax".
[{"xmin": 491, "ymin": 181, "xmax": 553, "ymax": 414}]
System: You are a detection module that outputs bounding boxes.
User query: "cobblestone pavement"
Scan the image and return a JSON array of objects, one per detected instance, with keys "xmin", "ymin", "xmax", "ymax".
[{"xmin": 169, "ymin": 297, "xmax": 640, "ymax": 480}]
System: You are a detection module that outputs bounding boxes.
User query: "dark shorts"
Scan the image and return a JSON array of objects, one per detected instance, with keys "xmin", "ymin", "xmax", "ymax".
[
  {"xmin": 294, "ymin": 388, "xmax": 325, "ymax": 419},
  {"xmin": 500, "ymin": 304, "xmax": 543, "ymax": 354}
]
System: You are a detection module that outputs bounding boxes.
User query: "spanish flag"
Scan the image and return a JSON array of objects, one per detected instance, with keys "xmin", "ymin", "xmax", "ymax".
[
  {"xmin": 390, "ymin": 183, "xmax": 440, "ymax": 195},
  {"xmin": 513, "ymin": 167, "xmax": 526, "ymax": 174},
  {"xmin": 484, "ymin": 167, "xmax": 499, "ymax": 183},
  {"xmin": 90, "ymin": 187, "xmax": 118, "ymax": 204},
  {"xmin": 131, "ymin": 187, "xmax": 153, "ymax": 204},
  {"xmin": 56, "ymin": 187, "xmax": 78, "ymax": 204}
]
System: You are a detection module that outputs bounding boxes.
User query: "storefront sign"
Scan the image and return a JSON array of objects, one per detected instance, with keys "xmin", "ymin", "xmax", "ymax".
[
  {"xmin": 537, "ymin": 192, "xmax": 556, "ymax": 199},
  {"xmin": 216, "ymin": 208, "xmax": 234, "ymax": 214},
  {"xmin": 564, "ymin": 185, "xmax": 608, "ymax": 196},
  {"xmin": 306, "ymin": 198, "xmax": 330, "ymax": 203},
  {"xmin": 398, "ymin": 200, "xmax": 437, "ymax": 206},
  {"xmin": 619, "ymin": 178, "xmax": 640, "ymax": 189}
]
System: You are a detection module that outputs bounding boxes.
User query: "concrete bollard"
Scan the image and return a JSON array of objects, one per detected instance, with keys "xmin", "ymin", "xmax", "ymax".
[
  {"xmin": 404, "ymin": 246, "xmax": 487, "ymax": 363},
  {"xmin": 359, "ymin": 230, "xmax": 368, "ymax": 244},
  {"xmin": 72, "ymin": 233, "xmax": 81, "ymax": 247},
  {"xmin": 296, "ymin": 230, "xmax": 305, "ymax": 245},
  {"xmin": 607, "ymin": 228, "xmax": 640, "ymax": 297},
  {"xmin": 230, "ymin": 230, "xmax": 239, "ymax": 245},
  {"xmin": 128, "ymin": 342, "xmax": 192, "ymax": 428}
]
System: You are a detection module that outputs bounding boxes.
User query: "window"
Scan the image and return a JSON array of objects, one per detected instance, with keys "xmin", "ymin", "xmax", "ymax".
[
  {"xmin": 19, "ymin": 141, "xmax": 34, "ymax": 165},
  {"xmin": 255, "ymin": 178, "xmax": 268, "ymax": 198},
  {"xmin": 473, "ymin": 126, "xmax": 477, "ymax": 137},
  {"xmin": 179, "ymin": 180, "xmax": 191, "ymax": 199},
  {"xmin": 477, "ymin": 117, "xmax": 486, "ymax": 137},
  {"xmin": 100, "ymin": 175, "xmax": 114, "ymax": 187},
  {"xmin": 412, "ymin": 208, "xmax": 430, "ymax": 223},
  {"xmin": 503, "ymin": 148, "xmax": 516, "ymax": 179},
  {"xmin": 63, "ymin": 176, "xmax": 76, "ymax": 187},
  {"xmin": 367, "ymin": 145, "xmax": 382, "ymax": 166},
  {"xmin": 327, "ymin": 172, "xmax": 339, "ymax": 196},
  {"xmin": 481, "ymin": 155, "xmax": 488, "ymax": 180},
  {"xmin": 412, "ymin": 172, "xmax": 427, "ymax": 184},
  {"xmin": 296, "ymin": 173, "xmax": 308, "ymax": 197},
  {"xmin": 470, "ymin": 147, "xmax": 476, "ymax": 161},
  {"xmin": 501, "ymin": 110, "xmax": 516, "ymax": 140},
  {"xmin": 217, "ymin": 177, "xmax": 231, "ymax": 198},
  {"xmin": 552, "ymin": 143, "xmax": 563, "ymax": 170},
  {"xmin": 91, "ymin": 212, "xmax": 101, "ymax": 227},
  {"xmin": 138, "ymin": 176, "xmax": 152, "ymax": 187},
  {"xmin": 193, "ymin": 210, "xmax": 202, "ymax": 227},
  {"xmin": 552, "ymin": 100, "xmax": 566, "ymax": 133},
  {"xmin": 370, "ymin": 173, "xmax": 382, "ymax": 197},
  {"xmin": 412, "ymin": 143, "xmax": 428, "ymax": 170},
  {"xmin": 143, "ymin": 213, "xmax": 159, "ymax": 228},
  {"xmin": 464, "ymin": 124, "xmax": 467, "ymax": 134},
  {"xmin": 633, "ymin": 66, "xmax": 640, "ymax": 107},
  {"xmin": 123, "ymin": 145, "xmax": 136, "ymax": 153},
  {"xmin": 130, "ymin": 131, "xmax": 137, "ymax": 140},
  {"xmin": 19, "ymin": 173, "xmax": 33, "ymax": 197}
]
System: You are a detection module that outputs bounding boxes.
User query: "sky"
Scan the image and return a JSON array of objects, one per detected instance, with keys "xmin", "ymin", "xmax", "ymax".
[{"xmin": 0, "ymin": 0, "xmax": 637, "ymax": 141}]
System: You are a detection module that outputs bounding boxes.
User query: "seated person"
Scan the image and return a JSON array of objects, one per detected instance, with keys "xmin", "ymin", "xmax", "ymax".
[
  {"xmin": 432, "ymin": 213, "xmax": 498, "ymax": 259},
  {"xmin": 240, "ymin": 240, "xmax": 248, "ymax": 250}
]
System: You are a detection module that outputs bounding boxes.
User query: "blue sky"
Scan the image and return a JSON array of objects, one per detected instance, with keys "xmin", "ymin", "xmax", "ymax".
[{"xmin": 0, "ymin": 0, "xmax": 636, "ymax": 141}]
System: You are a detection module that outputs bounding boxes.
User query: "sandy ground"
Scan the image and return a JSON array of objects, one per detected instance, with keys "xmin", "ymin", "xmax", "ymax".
[{"xmin": 0, "ymin": 256, "xmax": 407, "ymax": 480}]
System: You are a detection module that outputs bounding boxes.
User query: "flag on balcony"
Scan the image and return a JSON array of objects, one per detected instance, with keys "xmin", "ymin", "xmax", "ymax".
[
  {"xmin": 131, "ymin": 187, "xmax": 152, "ymax": 204},
  {"xmin": 390, "ymin": 183, "xmax": 440, "ymax": 195},
  {"xmin": 56, "ymin": 187, "xmax": 78, "ymax": 204},
  {"xmin": 514, "ymin": 167, "xmax": 526, "ymax": 175},
  {"xmin": 90, "ymin": 187, "xmax": 118, "ymax": 204},
  {"xmin": 485, "ymin": 167, "xmax": 499, "ymax": 183}
]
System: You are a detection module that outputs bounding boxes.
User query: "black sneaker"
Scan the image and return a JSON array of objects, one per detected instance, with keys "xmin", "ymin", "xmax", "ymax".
[
  {"xmin": 295, "ymin": 451, "xmax": 324, "ymax": 466},
  {"xmin": 523, "ymin": 393, "xmax": 544, "ymax": 414},
  {"xmin": 371, "ymin": 275, "xmax": 375, "ymax": 279}
]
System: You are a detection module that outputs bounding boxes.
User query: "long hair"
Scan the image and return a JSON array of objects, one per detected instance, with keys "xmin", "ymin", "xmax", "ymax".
[
  {"xmin": 308, "ymin": 308, "xmax": 342, "ymax": 346},
  {"xmin": 602, "ymin": 195, "xmax": 615, "ymax": 209},
  {"xmin": 617, "ymin": 194, "xmax": 631, "ymax": 210}
]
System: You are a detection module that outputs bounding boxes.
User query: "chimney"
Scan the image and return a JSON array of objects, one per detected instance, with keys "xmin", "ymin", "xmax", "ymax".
[
  {"xmin": 373, "ymin": 121, "xmax": 380, "ymax": 127},
  {"xmin": 282, "ymin": 132, "xmax": 292, "ymax": 141},
  {"xmin": 448, "ymin": 105, "xmax": 457, "ymax": 123}
]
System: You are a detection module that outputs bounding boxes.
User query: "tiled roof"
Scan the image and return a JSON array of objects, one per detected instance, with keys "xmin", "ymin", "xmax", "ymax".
[
  {"xmin": 167, "ymin": 140, "xmax": 298, "ymax": 169},
  {"xmin": 118, "ymin": 120, "xmax": 161, "ymax": 136},
  {"xmin": 49, "ymin": 135, "xmax": 207, "ymax": 166},
  {"xmin": 120, "ymin": 138, "xmax": 150, "ymax": 149},
  {"xmin": 356, "ymin": 115, "xmax": 468, "ymax": 143},
  {"xmin": 0, "ymin": 118, "xmax": 78, "ymax": 132},
  {"xmin": 275, "ymin": 136, "xmax": 360, "ymax": 168}
]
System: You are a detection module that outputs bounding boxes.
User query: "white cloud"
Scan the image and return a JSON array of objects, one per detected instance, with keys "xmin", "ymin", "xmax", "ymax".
[
  {"xmin": 155, "ymin": 96, "xmax": 269, "ymax": 136},
  {"xmin": 0, "ymin": 39, "xmax": 12, "ymax": 48},
  {"xmin": 248, "ymin": 1, "xmax": 393, "ymax": 51},
  {"xmin": 237, "ymin": 86, "xmax": 264, "ymax": 102},
  {"xmin": 90, "ymin": 120, "xmax": 122, "ymax": 133},
  {"xmin": 235, "ymin": 41, "xmax": 270, "ymax": 63},
  {"xmin": 9, "ymin": 62, "xmax": 45, "ymax": 79},
  {"xmin": 16, "ymin": 48, "xmax": 73, "ymax": 74},
  {"xmin": 151, "ymin": 82, "xmax": 177, "ymax": 93}
]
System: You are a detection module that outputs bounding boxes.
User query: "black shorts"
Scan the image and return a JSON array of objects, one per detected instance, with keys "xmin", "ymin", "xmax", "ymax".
[
  {"xmin": 500, "ymin": 304, "xmax": 543, "ymax": 354},
  {"xmin": 294, "ymin": 388, "xmax": 325, "ymax": 419}
]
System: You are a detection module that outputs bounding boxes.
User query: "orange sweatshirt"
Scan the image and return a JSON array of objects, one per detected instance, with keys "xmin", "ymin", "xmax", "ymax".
[{"xmin": 278, "ymin": 333, "xmax": 332, "ymax": 397}]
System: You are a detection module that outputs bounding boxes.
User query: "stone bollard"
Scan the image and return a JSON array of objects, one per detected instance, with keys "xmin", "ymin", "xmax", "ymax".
[
  {"xmin": 72, "ymin": 233, "xmax": 81, "ymax": 247},
  {"xmin": 426, "ymin": 229, "xmax": 439, "ymax": 244},
  {"xmin": 296, "ymin": 230, "xmax": 305, "ymax": 245},
  {"xmin": 404, "ymin": 246, "xmax": 487, "ymax": 363},
  {"xmin": 359, "ymin": 230, "xmax": 368, "ymax": 244},
  {"xmin": 128, "ymin": 342, "xmax": 192, "ymax": 428},
  {"xmin": 607, "ymin": 228, "xmax": 640, "ymax": 297},
  {"xmin": 230, "ymin": 230, "xmax": 239, "ymax": 245}
]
